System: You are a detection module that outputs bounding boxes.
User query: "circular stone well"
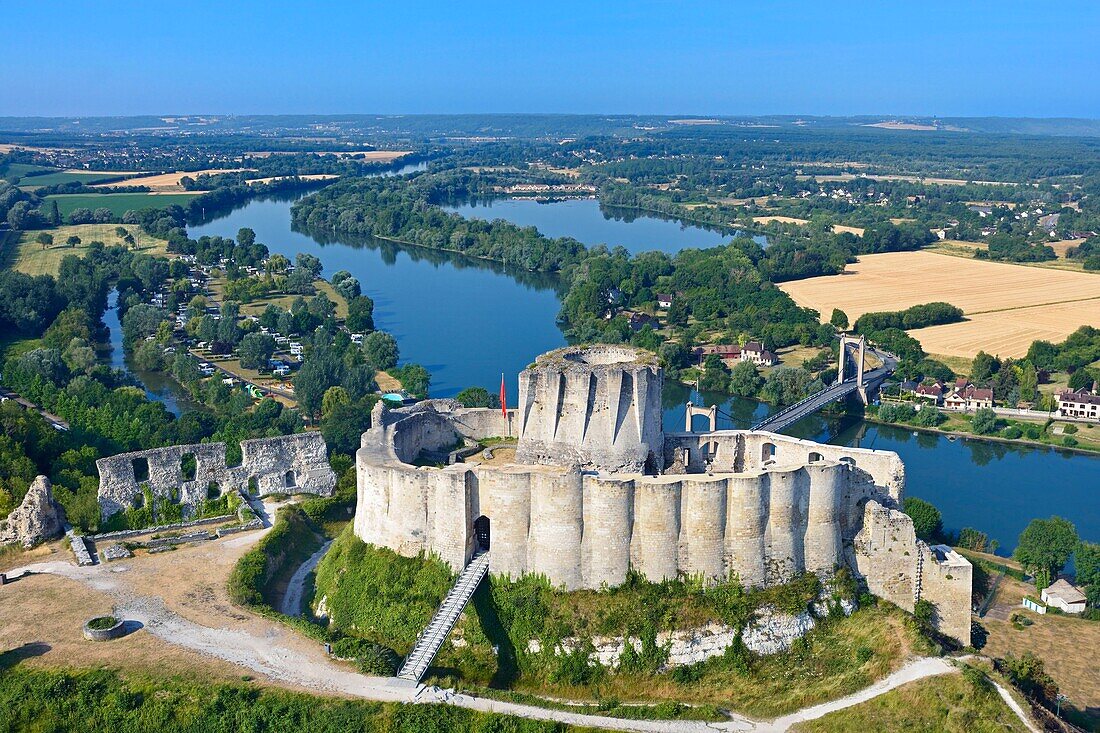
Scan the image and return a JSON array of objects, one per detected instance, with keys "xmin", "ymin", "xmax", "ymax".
[{"xmin": 82, "ymin": 616, "xmax": 126, "ymax": 641}]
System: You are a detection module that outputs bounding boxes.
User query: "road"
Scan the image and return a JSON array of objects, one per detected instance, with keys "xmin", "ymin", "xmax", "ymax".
[
  {"xmin": 0, "ymin": 387, "xmax": 70, "ymax": 431},
  {"xmin": 279, "ymin": 539, "xmax": 332, "ymax": 616}
]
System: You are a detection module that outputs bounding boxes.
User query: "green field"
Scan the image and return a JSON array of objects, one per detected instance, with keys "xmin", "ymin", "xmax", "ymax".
[
  {"xmin": 0, "ymin": 163, "xmax": 56, "ymax": 182},
  {"xmin": 16, "ymin": 170, "xmax": 134, "ymax": 188},
  {"xmin": 44, "ymin": 192, "xmax": 201, "ymax": 219}
]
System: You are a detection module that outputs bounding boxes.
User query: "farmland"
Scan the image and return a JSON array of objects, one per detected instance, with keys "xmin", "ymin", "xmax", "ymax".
[
  {"xmin": 92, "ymin": 168, "xmax": 254, "ymax": 191},
  {"xmin": 779, "ymin": 250, "xmax": 1100, "ymax": 358},
  {"xmin": 43, "ymin": 192, "xmax": 201, "ymax": 218},
  {"xmin": 16, "ymin": 168, "xmax": 140, "ymax": 188},
  {"xmin": 10, "ymin": 224, "xmax": 169, "ymax": 276}
]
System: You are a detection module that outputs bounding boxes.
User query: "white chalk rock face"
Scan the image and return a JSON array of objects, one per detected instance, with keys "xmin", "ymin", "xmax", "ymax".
[{"xmin": 0, "ymin": 475, "xmax": 65, "ymax": 549}]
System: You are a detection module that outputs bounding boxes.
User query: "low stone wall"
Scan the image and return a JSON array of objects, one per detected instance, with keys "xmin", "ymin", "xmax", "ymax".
[
  {"xmin": 96, "ymin": 432, "xmax": 336, "ymax": 521},
  {"xmin": 69, "ymin": 534, "xmax": 94, "ymax": 567},
  {"xmin": 87, "ymin": 513, "xmax": 236, "ymax": 543}
]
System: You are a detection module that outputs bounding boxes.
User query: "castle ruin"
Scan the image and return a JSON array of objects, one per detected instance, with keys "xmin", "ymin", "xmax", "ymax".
[{"xmin": 354, "ymin": 345, "xmax": 972, "ymax": 644}]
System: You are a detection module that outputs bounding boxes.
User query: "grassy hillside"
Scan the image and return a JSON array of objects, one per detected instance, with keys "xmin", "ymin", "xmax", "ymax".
[
  {"xmin": 793, "ymin": 669, "xmax": 1029, "ymax": 733},
  {"xmin": 311, "ymin": 529, "xmax": 936, "ymax": 717}
]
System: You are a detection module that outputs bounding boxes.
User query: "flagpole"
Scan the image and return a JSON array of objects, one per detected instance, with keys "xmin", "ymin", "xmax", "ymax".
[{"xmin": 501, "ymin": 372, "xmax": 510, "ymax": 437}]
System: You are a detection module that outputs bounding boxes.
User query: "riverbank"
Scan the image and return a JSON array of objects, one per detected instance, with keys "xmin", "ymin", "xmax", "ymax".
[{"xmin": 865, "ymin": 409, "xmax": 1100, "ymax": 457}]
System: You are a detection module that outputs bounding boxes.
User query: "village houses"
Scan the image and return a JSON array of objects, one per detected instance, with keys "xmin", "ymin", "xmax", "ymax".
[
  {"xmin": 694, "ymin": 341, "xmax": 778, "ymax": 367},
  {"xmin": 944, "ymin": 379, "xmax": 994, "ymax": 411},
  {"xmin": 1055, "ymin": 385, "xmax": 1100, "ymax": 422}
]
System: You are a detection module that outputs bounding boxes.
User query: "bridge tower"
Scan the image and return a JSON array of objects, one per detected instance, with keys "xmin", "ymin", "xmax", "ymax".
[{"xmin": 838, "ymin": 334, "xmax": 870, "ymax": 404}]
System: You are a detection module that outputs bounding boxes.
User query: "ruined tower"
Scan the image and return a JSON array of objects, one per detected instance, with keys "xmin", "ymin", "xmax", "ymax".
[{"xmin": 514, "ymin": 345, "xmax": 664, "ymax": 473}]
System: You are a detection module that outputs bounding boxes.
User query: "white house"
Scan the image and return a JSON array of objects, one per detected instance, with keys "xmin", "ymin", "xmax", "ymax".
[
  {"xmin": 1055, "ymin": 387, "xmax": 1100, "ymax": 422},
  {"xmin": 1040, "ymin": 579, "xmax": 1087, "ymax": 614}
]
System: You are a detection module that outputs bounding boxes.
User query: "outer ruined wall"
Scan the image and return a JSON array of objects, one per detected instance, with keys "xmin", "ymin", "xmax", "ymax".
[
  {"xmin": 918, "ymin": 545, "xmax": 973, "ymax": 645},
  {"xmin": 96, "ymin": 432, "xmax": 336, "ymax": 520}
]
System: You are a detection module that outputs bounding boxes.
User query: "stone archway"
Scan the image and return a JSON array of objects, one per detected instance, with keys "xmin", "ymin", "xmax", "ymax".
[{"xmin": 474, "ymin": 515, "xmax": 490, "ymax": 552}]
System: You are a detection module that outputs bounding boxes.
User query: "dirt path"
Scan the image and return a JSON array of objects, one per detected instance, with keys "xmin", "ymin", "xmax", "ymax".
[
  {"xmin": 3, "ymin": 550, "xmax": 1031, "ymax": 732},
  {"xmin": 279, "ymin": 539, "xmax": 332, "ymax": 616}
]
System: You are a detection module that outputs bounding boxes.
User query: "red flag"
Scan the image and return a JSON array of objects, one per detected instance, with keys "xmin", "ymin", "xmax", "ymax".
[{"xmin": 500, "ymin": 373, "xmax": 507, "ymax": 418}]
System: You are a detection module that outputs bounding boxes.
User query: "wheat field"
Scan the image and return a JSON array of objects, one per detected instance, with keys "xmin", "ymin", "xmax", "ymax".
[{"xmin": 779, "ymin": 250, "xmax": 1100, "ymax": 358}]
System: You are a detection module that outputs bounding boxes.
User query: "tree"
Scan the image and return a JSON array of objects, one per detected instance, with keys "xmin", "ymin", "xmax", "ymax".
[
  {"xmin": 48, "ymin": 199, "xmax": 61, "ymax": 226},
  {"xmin": 829, "ymin": 308, "xmax": 849, "ymax": 330},
  {"xmin": 970, "ymin": 351, "xmax": 1000, "ymax": 382},
  {"xmin": 761, "ymin": 366, "xmax": 821, "ymax": 405},
  {"xmin": 1068, "ymin": 368, "xmax": 1097, "ymax": 391},
  {"xmin": 295, "ymin": 252, "xmax": 322, "ymax": 277},
  {"xmin": 728, "ymin": 360, "xmax": 764, "ymax": 397},
  {"xmin": 666, "ymin": 298, "xmax": 689, "ymax": 328},
  {"xmin": 65, "ymin": 235, "xmax": 81, "ymax": 248},
  {"xmin": 346, "ymin": 295, "xmax": 375, "ymax": 333},
  {"xmin": 1014, "ymin": 517, "xmax": 1079, "ymax": 590},
  {"xmin": 699, "ymin": 354, "xmax": 731, "ymax": 392},
  {"xmin": 237, "ymin": 227, "xmax": 256, "ymax": 248},
  {"xmin": 1076, "ymin": 541, "xmax": 1100, "ymax": 607},
  {"xmin": 390, "ymin": 363, "xmax": 430, "ymax": 398},
  {"xmin": 1018, "ymin": 360, "xmax": 1038, "ymax": 403},
  {"xmin": 36, "ymin": 232, "xmax": 53, "ymax": 249},
  {"xmin": 970, "ymin": 408, "xmax": 998, "ymax": 435},
  {"xmin": 363, "ymin": 331, "xmax": 399, "ymax": 371},
  {"xmin": 294, "ymin": 348, "xmax": 345, "ymax": 419},
  {"xmin": 321, "ymin": 386, "xmax": 351, "ymax": 420},
  {"xmin": 903, "ymin": 497, "xmax": 943, "ymax": 542},
  {"xmin": 238, "ymin": 332, "xmax": 276, "ymax": 371},
  {"xmin": 456, "ymin": 387, "xmax": 492, "ymax": 408}
]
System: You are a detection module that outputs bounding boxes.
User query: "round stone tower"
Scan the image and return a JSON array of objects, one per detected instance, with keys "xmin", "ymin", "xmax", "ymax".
[{"xmin": 515, "ymin": 345, "xmax": 664, "ymax": 473}]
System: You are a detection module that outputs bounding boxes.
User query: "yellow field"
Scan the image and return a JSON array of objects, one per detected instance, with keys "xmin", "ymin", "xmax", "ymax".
[
  {"xmin": 93, "ymin": 169, "xmax": 254, "ymax": 191},
  {"xmin": 780, "ymin": 250, "xmax": 1100, "ymax": 358},
  {"xmin": 832, "ymin": 224, "xmax": 865, "ymax": 236},
  {"xmin": 753, "ymin": 215, "xmax": 809, "ymax": 225},
  {"xmin": 11, "ymin": 224, "xmax": 169, "ymax": 276}
]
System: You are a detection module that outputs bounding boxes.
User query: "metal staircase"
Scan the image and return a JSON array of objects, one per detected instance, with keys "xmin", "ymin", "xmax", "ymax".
[{"xmin": 396, "ymin": 551, "xmax": 489, "ymax": 683}]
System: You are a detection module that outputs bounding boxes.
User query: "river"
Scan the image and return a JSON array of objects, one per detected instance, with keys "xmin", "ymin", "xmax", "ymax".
[
  {"xmin": 185, "ymin": 193, "xmax": 1098, "ymax": 551},
  {"xmin": 102, "ymin": 289, "xmax": 197, "ymax": 416},
  {"xmin": 442, "ymin": 197, "xmax": 766, "ymax": 254}
]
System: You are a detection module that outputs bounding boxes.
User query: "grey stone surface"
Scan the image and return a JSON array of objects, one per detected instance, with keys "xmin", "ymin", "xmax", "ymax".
[
  {"xmin": 69, "ymin": 533, "xmax": 94, "ymax": 566},
  {"xmin": 354, "ymin": 345, "xmax": 973, "ymax": 645},
  {"xmin": 96, "ymin": 432, "xmax": 336, "ymax": 521},
  {"xmin": 0, "ymin": 475, "xmax": 64, "ymax": 549},
  {"xmin": 102, "ymin": 543, "xmax": 133, "ymax": 562}
]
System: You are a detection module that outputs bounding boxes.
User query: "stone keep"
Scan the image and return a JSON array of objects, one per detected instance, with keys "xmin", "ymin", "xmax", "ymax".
[
  {"xmin": 354, "ymin": 345, "xmax": 973, "ymax": 645},
  {"xmin": 516, "ymin": 345, "xmax": 663, "ymax": 473}
]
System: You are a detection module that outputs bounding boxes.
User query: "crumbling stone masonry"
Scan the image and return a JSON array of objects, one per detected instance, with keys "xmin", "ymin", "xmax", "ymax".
[
  {"xmin": 96, "ymin": 432, "xmax": 335, "ymax": 521},
  {"xmin": 354, "ymin": 345, "xmax": 973, "ymax": 646},
  {"xmin": 0, "ymin": 475, "xmax": 64, "ymax": 548},
  {"xmin": 354, "ymin": 345, "xmax": 972, "ymax": 642}
]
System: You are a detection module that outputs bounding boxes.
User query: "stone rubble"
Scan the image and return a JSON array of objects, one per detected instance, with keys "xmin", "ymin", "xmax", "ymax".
[{"xmin": 0, "ymin": 475, "xmax": 65, "ymax": 549}]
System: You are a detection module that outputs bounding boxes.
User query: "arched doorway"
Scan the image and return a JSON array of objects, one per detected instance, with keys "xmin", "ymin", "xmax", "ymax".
[{"xmin": 474, "ymin": 515, "xmax": 490, "ymax": 552}]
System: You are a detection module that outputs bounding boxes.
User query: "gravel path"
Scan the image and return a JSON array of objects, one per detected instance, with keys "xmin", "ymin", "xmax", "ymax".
[
  {"xmin": 7, "ymin": 557, "xmax": 1026, "ymax": 732},
  {"xmin": 279, "ymin": 539, "xmax": 332, "ymax": 617}
]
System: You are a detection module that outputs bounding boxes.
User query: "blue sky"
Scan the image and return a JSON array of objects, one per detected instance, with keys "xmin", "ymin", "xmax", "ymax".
[{"xmin": 4, "ymin": 1, "xmax": 1098, "ymax": 117}]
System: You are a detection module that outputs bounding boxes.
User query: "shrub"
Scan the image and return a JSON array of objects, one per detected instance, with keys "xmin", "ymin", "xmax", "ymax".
[
  {"xmin": 86, "ymin": 616, "xmax": 119, "ymax": 630},
  {"xmin": 1001, "ymin": 425, "xmax": 1022, "ymax": 439}
]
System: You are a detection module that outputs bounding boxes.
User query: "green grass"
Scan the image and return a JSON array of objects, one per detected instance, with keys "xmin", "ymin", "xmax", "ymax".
[
  {"xmin": 44, "ymin": 192, "xmax": 201, "ymax": 219},
  {"xmin": 0, "ymin": 664, "xmax": 587, "ymax": 733},
  {"xmin": 16, "ymin": 170, "xmax": 135, "ymax": 188},
  {"xmin": 12, "ymin": 224, "xmax": 169, "ymax": 276},
  {"xmin": 228, "ymin": 505, "xmax": 323, "ymax": 608},
  {"xmin": 1, "ymin": 162, "xmax": 57, "ymax": 182},
  {"xmin": 792, "ymin": 667, "xmax": 1030, "ymax": 732},
  {"xmin": 312, "ymin": 533, "xmax": 928, "ymax": 717}
]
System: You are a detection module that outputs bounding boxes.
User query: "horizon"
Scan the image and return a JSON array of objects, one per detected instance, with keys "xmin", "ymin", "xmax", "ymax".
[{"xmin": 5, "ymin": 1, "xmax": 1099, "ymax": 118}]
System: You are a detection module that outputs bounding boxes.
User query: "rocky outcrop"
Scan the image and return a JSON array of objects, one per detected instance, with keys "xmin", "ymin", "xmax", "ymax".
[
  {"xmin": 0, "ymin": 475, "xmax": 65, "ymax": 548},
  {"xmin": 525, "ymin": 600, "xmax": 855, "ymax": 669}
]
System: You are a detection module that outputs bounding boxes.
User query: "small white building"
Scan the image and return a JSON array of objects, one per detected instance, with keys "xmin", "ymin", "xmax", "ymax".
[{"xmin": 1040, "ymin": 579, "xmax": 1087, "ymax": 614}]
